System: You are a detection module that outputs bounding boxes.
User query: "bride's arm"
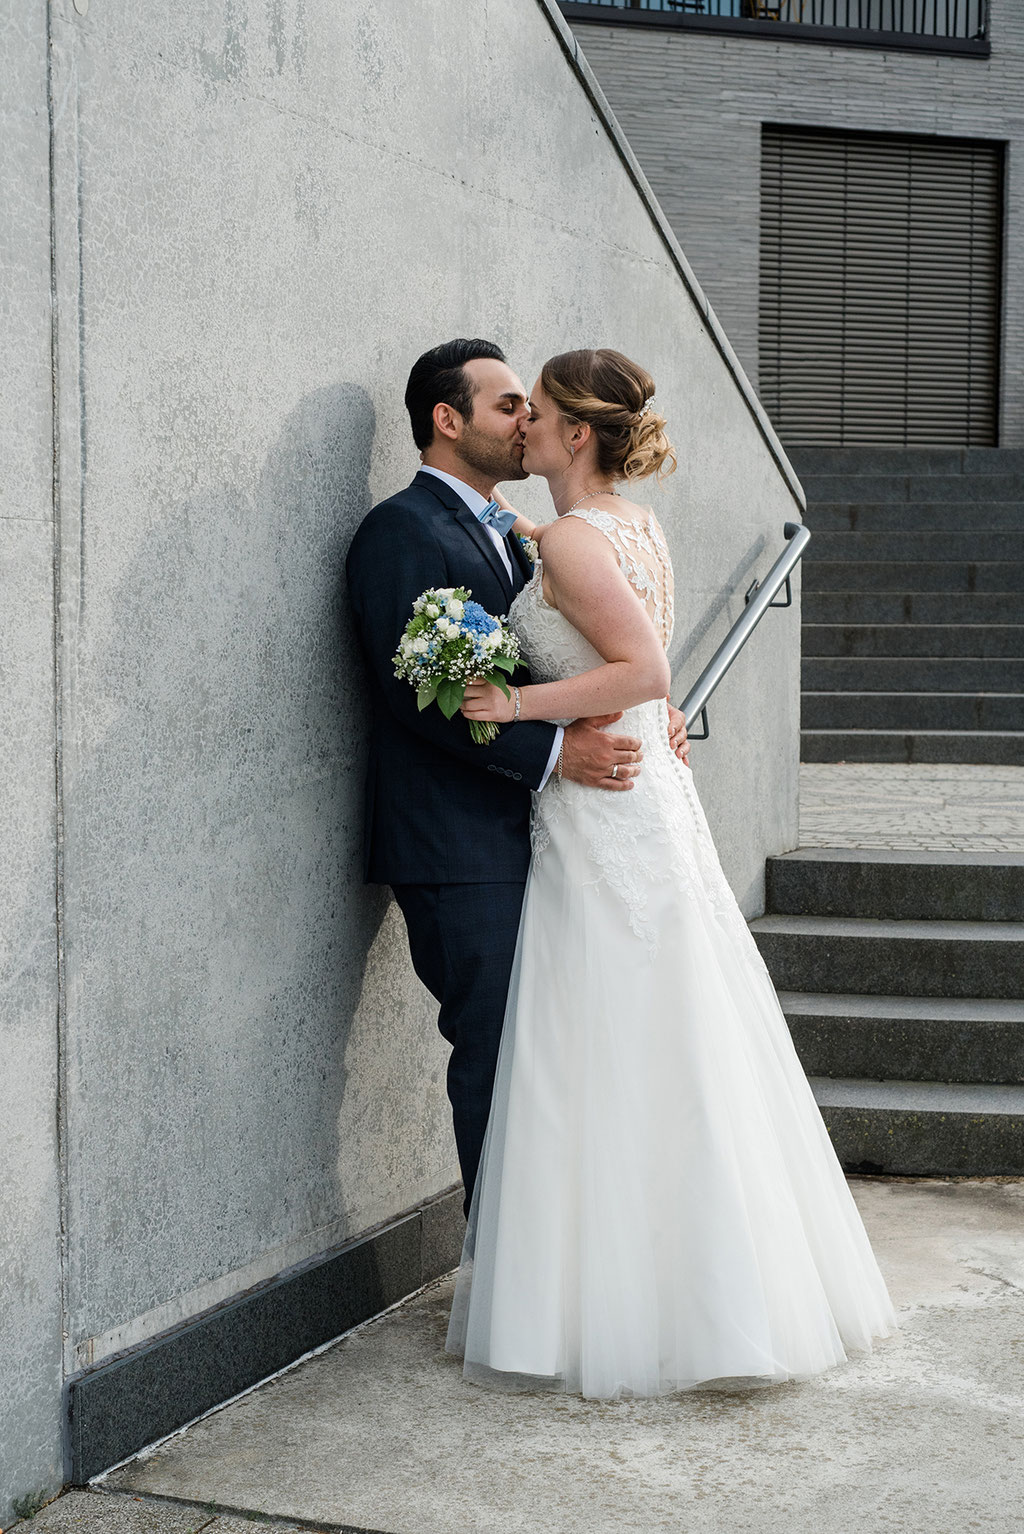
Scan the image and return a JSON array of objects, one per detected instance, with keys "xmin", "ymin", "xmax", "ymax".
[
  {"xmin": 461, "ymin": 517, "xmax": 670, "ymax": 724},
  {"xmin": 492, "ymin": 487, "xmax": 546, "ymax": 541}
]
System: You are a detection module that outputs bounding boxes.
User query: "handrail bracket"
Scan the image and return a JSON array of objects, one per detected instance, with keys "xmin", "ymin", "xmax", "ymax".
[{"xmin": 678, "ymin": 520, "xmax": 810, "ymax": 743}]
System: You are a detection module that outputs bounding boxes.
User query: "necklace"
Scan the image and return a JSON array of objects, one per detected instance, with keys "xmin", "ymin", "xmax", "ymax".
[{"xmin": 565, "ymin": 488, "xmax": 620, "ymax": 515}]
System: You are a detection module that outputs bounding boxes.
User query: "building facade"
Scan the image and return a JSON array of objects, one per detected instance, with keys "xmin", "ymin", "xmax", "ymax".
[{"xmin": 561, "ymin": 1, "xmax": 1023, "ymax": 447}]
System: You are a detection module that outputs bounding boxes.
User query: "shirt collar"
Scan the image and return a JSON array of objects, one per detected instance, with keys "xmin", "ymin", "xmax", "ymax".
[{"xmin": 418, "ymin": 465, "xmax": 492, "ymax": 517}]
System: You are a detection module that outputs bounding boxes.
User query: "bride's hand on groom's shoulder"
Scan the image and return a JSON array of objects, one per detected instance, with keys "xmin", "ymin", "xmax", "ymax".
[{"xmin": 493, "ymin": 488, "xmax": 555, "ymax": 543}]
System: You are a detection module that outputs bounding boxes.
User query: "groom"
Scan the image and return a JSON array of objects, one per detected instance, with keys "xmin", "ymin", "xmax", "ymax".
[{"xmin": 346, "ymin": 338, "xmax": 686, "ymax": 1214}]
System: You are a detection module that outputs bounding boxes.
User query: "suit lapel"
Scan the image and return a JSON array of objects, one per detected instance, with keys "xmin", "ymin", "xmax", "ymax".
[
  {"xmin": 507, "ymin": 529, "xmax": 533, "ymax": 591},
  {"xmin": 413, "ymin": 471, "xmax": 514, "ymax": 602}
]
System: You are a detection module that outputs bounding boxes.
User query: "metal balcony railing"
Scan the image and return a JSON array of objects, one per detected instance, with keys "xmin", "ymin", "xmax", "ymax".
[{"xmin": 560, "ymin": 0, "xmax": 989, "ymax": 46}]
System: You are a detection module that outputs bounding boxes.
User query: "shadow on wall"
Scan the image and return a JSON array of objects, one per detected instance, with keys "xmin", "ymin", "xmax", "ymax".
[
  {"xmin": 668, "ymin": 530, "xmax": 768, "ymax": 687},
  {"xmin": 70, "ymin": 381, "xmax": 400, "ymax": 1303}
]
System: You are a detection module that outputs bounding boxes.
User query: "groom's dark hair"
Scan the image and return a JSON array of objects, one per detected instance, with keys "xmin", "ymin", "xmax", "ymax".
[{"xmin": 405, "ymin": 338, "xmax": 508, "ymax": 451}]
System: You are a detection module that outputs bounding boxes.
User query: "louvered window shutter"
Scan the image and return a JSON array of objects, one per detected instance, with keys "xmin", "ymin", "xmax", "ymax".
[{"xmin": 759, "ymin": 126, "xmax": 1002, "ymax": 447}]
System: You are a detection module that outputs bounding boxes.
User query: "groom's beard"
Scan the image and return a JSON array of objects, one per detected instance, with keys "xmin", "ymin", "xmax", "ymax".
[{"xmin": 457, "ymin": 421, "xmax": 529, "ymax": 484}]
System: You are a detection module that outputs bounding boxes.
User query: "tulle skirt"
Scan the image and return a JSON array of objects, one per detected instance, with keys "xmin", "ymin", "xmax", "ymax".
[{"xmin": 445, "ymin": 757, "xmax": 898, "ymax": 1400}]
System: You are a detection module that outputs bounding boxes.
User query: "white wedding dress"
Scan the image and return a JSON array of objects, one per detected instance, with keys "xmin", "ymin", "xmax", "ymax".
[{"xmin": 446, "ymin": 508, "xmax": 897, "ymax": 1399}]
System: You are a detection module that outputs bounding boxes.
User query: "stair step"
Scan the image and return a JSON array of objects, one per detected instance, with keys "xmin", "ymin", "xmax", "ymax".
[
  {"xmin": 799, "ymin": 473, "xmax": 1024, "ymax": 503},
  {"xmin": 802, "ymin": 692, "xmax": 1024, "ymax": 731},
  {"xmin": 803, "ymin": 561, "xmax": 1024, "ymax": 593},
  {"xmin": 800, "ymin": 729, "xmax": 1024, "ymax": 765},
  {"xmin": 750, "ymin": 914, "xmax": 1024, "ymax": 999},
  {"xmin": 766, "ymin": 849, "xmax": 1024, "ymax": 922},
  {"xmin": 803, "ymin": 592, "xmax": 1024, "ymax": 624},
  {"xmin": 807, "ymin": 502, "xmax": 1024, "ymax": 532},
  {"xmin": 805, "ymin": 531, "xmax": 1024, "ymax": 562},
  {"xmin": 810, "ymin": 1077, "xmax": 1024, "ymax": 1176},
  {"xmin": 784, "ymin": 993, "xmax": 1024, "ymax": 1084},
  {"xmin": 790, "ymin": 448, "xmax": 1024, "ymax": 476},
  {"xmin": 802, "ymin": 658, "xmax": 1024, "ymax": 692},
  {"xmin": 803, "ymin": 625, "xmax": 1024, "ymax": 658}
]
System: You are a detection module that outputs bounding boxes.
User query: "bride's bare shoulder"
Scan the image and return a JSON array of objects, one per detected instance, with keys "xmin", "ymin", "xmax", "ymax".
[
  {"xmin": 541, "ymin": 509, "xmax": 617, "ymax": 553},
  {"xmin": 605, "ymin": 492, "xmax": 648, "ymax": 520}
]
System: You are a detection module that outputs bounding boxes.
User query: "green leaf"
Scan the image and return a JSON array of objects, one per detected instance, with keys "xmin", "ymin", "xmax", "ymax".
[
  {"xmin": 484, "ymin": 671, "xmax": 511, "ymax": 700},
  {"xmin": 417, "ymin": 682, "xmax": 438, "ymax": 712},
  {"xmin": 436, "ymin": 677, "xmax": 465, "ymax": 720},
  {"xmin": 489, "ymin": 654, "xmax": 519, "ymax": 674}
]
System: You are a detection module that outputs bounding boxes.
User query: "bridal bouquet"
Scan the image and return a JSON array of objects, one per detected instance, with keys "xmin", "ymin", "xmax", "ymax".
[{"xmin": 393, "ymin": 586, "xmax": 523, "ymax": 745}]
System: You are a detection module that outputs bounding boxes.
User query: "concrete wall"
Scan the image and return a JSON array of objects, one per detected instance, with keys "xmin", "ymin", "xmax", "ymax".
[
  {"xmin": 0, "ymin": 0, "xmax": 66, "ymax": 1519},
  {"xmin": 3, "ymin": 0, "xmax": 801, "ymax": 1514},
  {"xmin": 570, "ymin": 6, "xmax": 1024, "ymax": 445}
]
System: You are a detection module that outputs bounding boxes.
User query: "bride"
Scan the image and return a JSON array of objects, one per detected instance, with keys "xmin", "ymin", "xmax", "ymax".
[{"xmin": 447, "ymin": 347, "xmax": 897, "ymax": 1400}]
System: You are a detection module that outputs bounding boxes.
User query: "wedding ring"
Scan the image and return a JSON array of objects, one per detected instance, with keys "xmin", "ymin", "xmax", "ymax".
[{"xmin": 611, "ymin": 764, "xmax": 619, "ymax": 778}]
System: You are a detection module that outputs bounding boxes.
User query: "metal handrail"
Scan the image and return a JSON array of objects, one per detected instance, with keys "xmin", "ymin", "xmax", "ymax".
[{"xmin": 679, "ymin": 521, "xmax": 810, "ymax": 740}]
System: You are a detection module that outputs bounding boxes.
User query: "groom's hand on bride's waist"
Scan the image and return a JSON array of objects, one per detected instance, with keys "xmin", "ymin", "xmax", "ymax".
[{"xmin": 561, "ymin": 715, "xmax": 643, "ymax": 792}]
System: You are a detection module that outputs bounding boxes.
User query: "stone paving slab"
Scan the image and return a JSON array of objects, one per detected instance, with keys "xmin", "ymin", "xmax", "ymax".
[
  {"xmin": 6, "ymin": 1487, "xmax": 332, "ymax": 1533},
  {"xmin": 799, "ymin": 762, "xmax": 1024, "ymax": 852},
  {"xmin": 98, "ymin": 1179, "xmax": 1024, "ymax": 1534}
]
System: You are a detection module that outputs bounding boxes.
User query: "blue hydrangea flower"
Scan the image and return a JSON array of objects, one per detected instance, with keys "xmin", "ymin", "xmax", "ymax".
[{"xmin": 461, "ymin": 601, "xmax": 499, "ymax": 636}]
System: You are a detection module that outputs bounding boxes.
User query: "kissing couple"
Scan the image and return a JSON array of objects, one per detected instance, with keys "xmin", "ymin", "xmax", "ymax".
[{"xmin": 346, "ymin": 339, "xmax": 897, "ymax": 1400}]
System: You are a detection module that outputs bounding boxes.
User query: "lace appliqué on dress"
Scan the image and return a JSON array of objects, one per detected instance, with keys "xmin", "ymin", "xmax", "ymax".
[
  {"xmin": 564, "ymin": 506, "xmax": 675, "ymax": 648},
  {"xmin": 510, "ymin": 517, "xmax": 741, "ymax": 957}
]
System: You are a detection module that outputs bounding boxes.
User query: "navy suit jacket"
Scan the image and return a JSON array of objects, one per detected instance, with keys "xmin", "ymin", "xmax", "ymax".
[{"xmin": 345, "ymin": 471, "xmax": 558, "ymax": 885}]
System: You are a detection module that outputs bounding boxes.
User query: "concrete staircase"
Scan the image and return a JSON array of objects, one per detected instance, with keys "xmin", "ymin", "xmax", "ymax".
[
  {"xmin": 751, "ymin": 846, "xmax": 1024, "ymax": 1175},
  {"xmin": 791, "ymin": 448, "xmax": 1024, "ymax": 765}
]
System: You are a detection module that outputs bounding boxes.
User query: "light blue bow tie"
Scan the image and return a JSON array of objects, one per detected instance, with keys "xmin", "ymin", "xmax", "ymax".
[{"xmin": 476, "ymin": 500, "xmax": 518, "ymax": 537}]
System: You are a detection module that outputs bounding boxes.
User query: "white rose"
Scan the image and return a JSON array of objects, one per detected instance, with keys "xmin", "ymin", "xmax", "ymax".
[
  {"xmin": 412, "ymin": 636, "xmax": 429, "ymax": 654},
  {"xmin": 447, "ymin": 599, "xmax": 464, "ymax": 620},
  {"xmin": 424, "ymin": 603, "xmax": 439, "ymax": 619}
]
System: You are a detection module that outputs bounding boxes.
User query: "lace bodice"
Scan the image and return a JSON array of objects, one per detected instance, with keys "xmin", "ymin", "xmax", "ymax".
[
  {"xmin": 572, "ymin": 507, "xmax": 674, "ymax": 648},
  {"xmin": 509, "ymin": 506, "xmax": 741, "ymax": 955},
  {"xmin": 510, "ymin": 507, "xmax": 673, "ymax": 704}
]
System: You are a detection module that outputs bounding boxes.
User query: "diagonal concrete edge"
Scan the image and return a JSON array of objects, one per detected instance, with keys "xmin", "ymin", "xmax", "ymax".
[{"xmin": 533, "ymin": 0, "xmax": 806, "ymax": 513}]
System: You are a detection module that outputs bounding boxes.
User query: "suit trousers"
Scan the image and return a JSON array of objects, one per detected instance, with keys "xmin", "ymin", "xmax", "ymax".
[{"xmin": 391, "ymin": 881, "xmax": 527, "ymax": 1217}]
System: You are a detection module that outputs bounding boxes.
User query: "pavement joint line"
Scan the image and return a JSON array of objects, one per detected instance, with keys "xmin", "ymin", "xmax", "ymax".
[
  {"xmin": 92, "ymin": 1486, "xmax": 402, "ymax": 1534},
  {"xmin": 88, "ymin": 1274, "xmax": 456, "ymax": 1488}
]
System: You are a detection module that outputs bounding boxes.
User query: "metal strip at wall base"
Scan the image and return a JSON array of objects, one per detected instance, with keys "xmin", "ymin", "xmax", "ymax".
[{"xmin": 65, "ymin": 1187, "xmax": 465, "ymax": 1485}]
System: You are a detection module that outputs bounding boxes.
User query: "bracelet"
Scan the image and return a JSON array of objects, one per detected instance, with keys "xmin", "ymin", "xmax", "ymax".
[
  {"xmin": 556, "ymin": 740, "xmax": 565, "ymax": 780},
  {"xmin": 512, "ymin": 685, "xmax": 522, "ymax": 723}
]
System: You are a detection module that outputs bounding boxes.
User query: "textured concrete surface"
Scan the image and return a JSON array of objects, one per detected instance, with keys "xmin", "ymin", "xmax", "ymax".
[
  {"xmin": 15, "ymin": 1488, "xmax": 323, "ymax": 1533},
  {"xmin": 800, "ymin": 762, "xmax": 1024, "ymax": 852},
  {"xmin": 572, "ymin": 11, "xmax": 1024, "ymax": 446},
  {"xmin": 4, "ymin": 0, "xmax": 803, "ymax": 1519},
  {"xmin": 67, "ymin": 1190, "xmax": 465, "ymax": 1486},
  {"xmin": 42, "ymin": 0, "xmax": 801, "ymax": 1362},
  {"xmin": 96, "ymin": 1179, "xmax": 1024, "ymax": 1534},
  {"xmin": 0, "ymin": 0, "xmax": 67, "ymax": 1520},
  {"xmin": 767, "ymin": 846, "xmax": 1024, "ymax": 922}
]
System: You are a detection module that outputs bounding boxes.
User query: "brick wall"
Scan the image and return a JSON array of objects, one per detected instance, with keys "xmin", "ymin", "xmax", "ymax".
[{"xmin": 571, "ymin": 8, "xmax": 1024, "ymax": 444}]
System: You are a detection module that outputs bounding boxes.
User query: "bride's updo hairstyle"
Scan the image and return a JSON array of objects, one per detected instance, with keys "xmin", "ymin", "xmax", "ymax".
[{"xmin": 540, "ymin": 348, "xmax": 676, "ymax": 483}]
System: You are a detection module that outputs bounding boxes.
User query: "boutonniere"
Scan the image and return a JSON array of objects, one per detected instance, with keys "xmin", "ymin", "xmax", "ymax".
[{"xmin": 517, "ymin": 533, "xmax": 540, "ymax": 566}]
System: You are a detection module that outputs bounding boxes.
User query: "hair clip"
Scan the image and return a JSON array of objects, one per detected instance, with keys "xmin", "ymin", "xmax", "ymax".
[{"xmin": 639, "ymin": 396, "xmax": 656, "ymax": 418}]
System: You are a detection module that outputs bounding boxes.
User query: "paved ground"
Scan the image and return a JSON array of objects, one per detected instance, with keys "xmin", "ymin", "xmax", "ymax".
[
  {"xmin": 16, "ymin": 765, "xmax": 1023, "ymax": 1534},
  {"xmin": 799, "ymin": 761, "xmax": 1024, "ymax": 852},
  {"xmin": 30, "ymin": 1179, "xmax": 1006, "ymax": 1534},
  {"xmin": 12, "ymin": 1492, "xmax": 314, "ymax": 1533}
]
